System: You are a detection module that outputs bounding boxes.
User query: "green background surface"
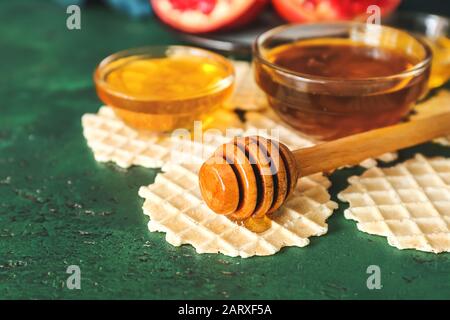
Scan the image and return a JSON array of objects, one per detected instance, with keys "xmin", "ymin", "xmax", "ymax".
[{"xmin": 0, "ymin": 0, "xmax": 449, "ymax": 300}]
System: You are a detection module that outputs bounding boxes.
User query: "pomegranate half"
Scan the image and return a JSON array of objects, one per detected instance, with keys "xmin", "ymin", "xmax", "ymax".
[
  {"xmin": 272, "ymin": 0, "xmax": 402, "ymax": 23},
  {"xmin": 151, "ymin": 0, "xmax": 269, "ymax": 33}
]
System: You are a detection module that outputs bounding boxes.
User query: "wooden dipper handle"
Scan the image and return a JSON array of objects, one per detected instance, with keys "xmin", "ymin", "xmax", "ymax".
[
  {"xmin": 199, "ymin": 111, "xmax": 450, "ymax": 223},
  {"xmin": 295, "ymin": 111, "xmax": 450, "ymax": 176}
]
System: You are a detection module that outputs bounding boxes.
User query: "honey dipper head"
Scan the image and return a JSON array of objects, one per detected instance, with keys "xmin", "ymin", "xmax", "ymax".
[{"xmin": 199, "ymin": 136, "xmax": 299, "ymax": 220}]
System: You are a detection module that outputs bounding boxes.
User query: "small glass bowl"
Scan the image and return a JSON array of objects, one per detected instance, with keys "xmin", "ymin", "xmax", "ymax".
[
  {"xmin": 253, "ymin": 23, "xmax": 432, "ymax": 141},
  {"xmin": 94, "ymin": 46, "xmax": 235, "ymax": 132},
  {"xmin": 383, "ymin": 12, "xmax": 450, "ymax": 89}
]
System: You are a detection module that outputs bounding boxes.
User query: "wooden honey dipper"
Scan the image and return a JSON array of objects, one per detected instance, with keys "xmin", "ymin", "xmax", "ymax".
[{"xmin": 199, "ymin": 111, "xmax": 450, "ymax": 222}]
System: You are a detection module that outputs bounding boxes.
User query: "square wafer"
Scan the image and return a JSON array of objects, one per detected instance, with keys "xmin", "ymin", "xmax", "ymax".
[
  {"xmin": 338, "ymin": 154, "xmax": 450, "ymax": 253},
  {"xmin": 82, "ymin": 106, "xmax": 243, "ymax": 169},
  {"xmin": 139, "ymin": 161, "xmax": 337, "ymax": 257}
]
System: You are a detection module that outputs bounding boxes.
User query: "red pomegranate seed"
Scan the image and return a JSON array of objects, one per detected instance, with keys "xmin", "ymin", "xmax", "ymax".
[{"xmin": 169, "ymin": 0, "xmax": 218, "ymax": 15}]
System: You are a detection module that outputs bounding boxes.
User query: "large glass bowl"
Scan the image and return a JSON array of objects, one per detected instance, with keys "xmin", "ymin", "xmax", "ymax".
[{"xmin": 253, "ymin": 23, "xmax": 432, "ymax": 141}]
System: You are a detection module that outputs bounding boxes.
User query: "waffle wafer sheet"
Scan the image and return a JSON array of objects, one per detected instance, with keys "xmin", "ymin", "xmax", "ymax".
[
  {"xmin": 82, "ymin": 106, "xmax": 338, "ymax": 257},
  {"xmin": 82, "ymin": 106, "xmax": 243, "ymax": 169},
  {"xmin": 339, "ymin": 154, "xmax": 450, "ymax": 253},
  {"xmin": 139, "ymin": 163, "xmax": 336, "ymax": 257}
]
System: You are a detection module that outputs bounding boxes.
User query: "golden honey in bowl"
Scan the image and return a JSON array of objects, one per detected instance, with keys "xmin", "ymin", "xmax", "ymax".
[
  {"xmin": 382, "ymin": 13, "xmax": 450, "ymax": 89},
  {"xmin": 254, "ymin": 24, "xmax": 432, "ymax": 141},
  {"xmin": 94, "ymin": 46, "xmax": 234, "ymax": 132},
  {"xmin": 423, "ymin": 36, "xmax": 450, "ymax": 89},
  {"xmin": 255, "ymin": 38, "xmax": 430, "ymax": 140}
]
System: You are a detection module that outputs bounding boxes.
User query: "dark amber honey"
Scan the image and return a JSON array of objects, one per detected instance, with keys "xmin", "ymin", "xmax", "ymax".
[{"xmin": 254, "ymin": 38, "xmax": 431, "ymax": 140}]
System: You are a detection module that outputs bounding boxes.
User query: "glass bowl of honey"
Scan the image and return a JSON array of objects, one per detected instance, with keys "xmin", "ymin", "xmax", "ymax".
[
  {"xmin": 383, "ymin": 12, "xmax": 450, "ymax": 89},
  {"xmin": 253, "ymin": 23, "xmax": 432, "ymax": 141},
  {"xmin": 94, "ymin": 46, "xmax": 235, "ymax": 132}
]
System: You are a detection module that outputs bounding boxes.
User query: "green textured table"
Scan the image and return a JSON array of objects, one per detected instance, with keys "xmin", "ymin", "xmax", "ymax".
[{"xmin": 0, "ymin": 0, "xmax": 449, "ymax": 300}]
